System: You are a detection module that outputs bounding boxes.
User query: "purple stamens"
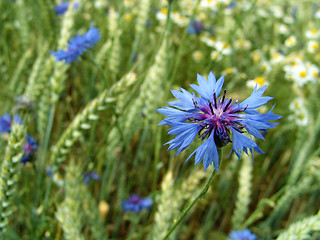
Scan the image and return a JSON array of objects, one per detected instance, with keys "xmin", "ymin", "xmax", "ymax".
[
  {"xmin": 222, "ymin": 89, "xmax": 226, "ymax": 103},
  {"xmin": 223, "ymin": 99, "xmax": 232, "ymax": 112},
  {"xmin": 213, "ymin": 93, "xmax": 218, "ymax": 108}
]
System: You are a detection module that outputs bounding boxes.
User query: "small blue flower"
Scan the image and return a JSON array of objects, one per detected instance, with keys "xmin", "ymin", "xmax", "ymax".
[
  {"xmin": 50, "ymin": 24, "xmax": 101, "ymax": 63},
  {"xmin": 228, "ymin": 229, "xmax": 257, "ymax": 240},
  {"xmin": 226, "ymin": 0, "xmax": 236, "ymax": 9},
  {"xmin": 0, "ymin": 113, "xmax": 22, "ymax": 134},
  {"xmin": 187, "ymin": 20, "xmax": 204, "ymax": 35},
  {"xmin": 20, "ymin": 134, "xmax": 37, "ymax": 164},
  {"xmin": 157, "ymin": 72, "xmax": 282, "ymax": 171},
  {"xmin": 83, "ymin": 171, "xmax": 100, "ymax": 183},
  {"xmin": 55, "ymin": 2, "xmax": 79, "ymax": 15},
  {"xmin": 121, "ymin": 194, "xmax": 153, "ymax": 213}
]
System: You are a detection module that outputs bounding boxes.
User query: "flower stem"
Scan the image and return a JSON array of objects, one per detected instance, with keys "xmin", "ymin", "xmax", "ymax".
[{"xmin": 162, "ymin": 150, "xmax": 221, "ymax": 240}]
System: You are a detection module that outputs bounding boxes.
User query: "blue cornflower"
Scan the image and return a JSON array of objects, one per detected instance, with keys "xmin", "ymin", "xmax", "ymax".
[
  {"xmin": 0, "ymin": 113, "xmax": 22, "ymax": 134},
  {"xmin": 226, "ymin": 0, "xmax": 236, "ymax": 9},
  {"xmin": 228, "ymin": 229, "xmax": 257, "ymax": 240},
  {"xmin": 54, "ymin": 2, "xmax": 79, "ymax": 15},
  {"xmin": 20, "ymin": 134, "xmax": 37, "ymax": 164},
  {"xmin": 157, "ymin": 72, "xmax": 281, "ymax": 171},
  {"xmin": 121, "ymin": 194, "xmax": 153, "ymax": 213},
  {"xmin": 50, "ymin": 24, "xmax": 101, "ymax": 63},
  {"xmin": 187, "ymin": 20, "xmax": 204, "ymax": 35},
  {"xmin": 83, "ymin": 171, "xmax": 100, "ymax": 183}
]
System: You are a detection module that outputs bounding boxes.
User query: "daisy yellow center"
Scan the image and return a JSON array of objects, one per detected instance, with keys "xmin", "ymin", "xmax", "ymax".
[
  {"xmin": 252, "ymin": 52, "xmax": 260, "ymax": 62},
  {"xmin": 223, "ymin": 43, "xmax": 231, "ymax": 49},
  {"xmin": 225, "ymin": 68, "xmax": 234, "ymax": 74},
  {"xmin": 254, "ymin": 77, "xmax": 265, "ymax": 85},
  {"xmin": 311, "ymin": 29, "xmax": 318, "ymax": 35},
  {"xmin": 273, "ymin": 53, "xmax": 280, "ymax": 59},
  {"xmin": 294, "ymin": 101, "xmax": 301, "ymax": 108},
  {"xmin": 299, "ymin": 71, "xmax": 307, "ymax": 78},
  {"xmin": 261, "ymin": 65, "xmax": 267, "ymax": 71},
  {"xmin": 313, "ymin": 71, "xmax": 318, "ymax": 77},
  {"xmin": 180, "ymin": 16, "xmax": 188, "ymax": 24},
  {"xmin": 56, "ymin": 173, "xmax": 63, "ymax": 180},
  {"xmin": 124, "ymin": 13, "xmax": 132, "ymax": 21},
  {"xmin": 161, "ymin": 8, "xmax": 168, "ymax": 15},
  {"xmin": 194, "ymin": 52, "xmax": 203, "ymax": 60},
  {"xmin": 312, "ymin": 43, "xmax": 319, "ymax": 50},
  {"xmin": 297, "ymin": 55, "xmax": 303, "ymax": 60},
  {"xmin": 287, "ymin": 37, "xmax": 295, "ymax": 44},
  {"xmin": 211, "ymin": 52, "xmax": 219, "ymax": 59}
]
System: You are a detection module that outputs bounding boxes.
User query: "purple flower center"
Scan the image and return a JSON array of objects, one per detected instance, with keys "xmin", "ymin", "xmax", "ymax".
[
  {"xmin": 24, "ymin": 141, "xmax": 35, "ymax": 154},
  {"xmin": 128, "ymin": 195, "xmax": 143, "ymax": 204},
  {"xmin": 189, "ymin": 90, "xmax": 247, "ymax": 147}
]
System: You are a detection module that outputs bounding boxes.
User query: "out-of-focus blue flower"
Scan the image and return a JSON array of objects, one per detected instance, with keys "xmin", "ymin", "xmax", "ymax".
[
  {"xmin": 122, "ymin": 194, "xmax": 153, "ymax": 213},
  {"xmin": 55, "ymin": 2, "xmax": 79, "ymax": 15},
  {"xmin": 228, "ymin": 229, "xmax": 257, "ymax": 240},
  {"xmin": 50, "ymin": 24, "xmax": 101, "ymax": 63},
  {"xmin": 83, "ymin": 171, "xmax": 100, "ymax": 183},
  {"xmin": 157, "ymin": 72, "xmax": 282, "ymax": 171},
  {"xmin": 187, "ymin": 20, "xmax": 204, "ymax": 35},
  {"xmin": 0, "ymin": 114, "xmax": 22, "ymax": 134},
  {"xmin": 290, "ymin": 5, "xmax": 299, "ymax": 18},
  {"xmin": 21, "ymin": 134, "xmax": 37, "ymax": 164},
  {"xmin": 226, "ymin": 0, "xmax": 236, "ymax": 9},
  {"xmin": 46, "ymin": 167, "xmax": 53, "ymax": 178}
]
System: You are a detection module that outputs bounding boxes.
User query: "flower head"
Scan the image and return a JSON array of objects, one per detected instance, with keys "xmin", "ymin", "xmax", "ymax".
[
  {"xmin": 187, "ymin": 20, "xmax": 204, "ymax": 35},
  {"xmin": 157, "ymin": 72, "xmax": 281, "ymax": 171},
  {"xmin": 228, "ymin": 229, "xmax": 257, "ymax": 240},
  {"xmin": 50, "ymin": 24, "xmax": 101, "ymax": 63},
  {"xmin": 54, "ymin": 2, "xmax": 79, "ymax": 15},
  {"xmin": 121, "ymin": 194, "xmax": 153, "ymax": 213},
  {"xmin": 0, "ymin": 113, "xmax": 22, "ymax": 134},
  {"xmin": 20, "ymin": 134, "xmax": 37, "ymax": 164},
  {"xmin": 83, "ymin": 171, "xmax": 100, "ymax": 183}
]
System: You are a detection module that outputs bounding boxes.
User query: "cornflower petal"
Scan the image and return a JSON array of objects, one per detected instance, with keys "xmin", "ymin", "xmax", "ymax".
[
  {"xmin": 168, "ymin": 88, "xmax": 196, "ymax": 110},
  {"xmin": 157, "ymin": 107, "xmax": 188, "ymax": 125},
  {"xmin": 240, "ymin": 85, "xmax": 273, "ymax": 109}
]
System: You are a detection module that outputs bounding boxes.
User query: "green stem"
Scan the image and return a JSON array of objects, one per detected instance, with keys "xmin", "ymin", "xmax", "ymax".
[
  {"xmin": 162, "ymin": 150, "xmax": 221, "ymax": 240},
  {"xmin": 40, "ymin": 104, "xmax": 56, "ymax": 171},
  {"xmin": 86, "ymin": 57, "xmax": 109, "ymax": 91}
]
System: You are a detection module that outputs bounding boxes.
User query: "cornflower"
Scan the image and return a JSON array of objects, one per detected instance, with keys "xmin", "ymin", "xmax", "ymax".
[
  {"xmin": 228, "ymin": 229, "xmax": 257, "ymax": 240},
  {"xmin": 82, "ymin": 171, "xmax": 100, "ymax": 183},
  {"xmin": 0, "ymin": 114, "xmax": 22, "ymax": 134},
  {"xmin": 20, "ymin": 134, "xmax": 37, "ymax": 164},
  {"xmin": 122, "ymin": 194, "xmax": 153, "ymax": 213},
  {"xmin": 157, "ymin": 72, "xmax": 281, "ymax": 171},
  {"xmin": 0, "ymin": 114, "xmax": 37, "ymax": 164},
  {"xmin": 50, "ymin": 24, "xmax": 101, "ymax": 63},
  {"xmin": 54, "ymin": 2, "xmax": 79, "ymax": 15}
]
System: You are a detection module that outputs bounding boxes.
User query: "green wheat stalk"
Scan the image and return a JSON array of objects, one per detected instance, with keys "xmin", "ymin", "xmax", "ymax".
[
  {"xmin": 231, "ymin": 155, "xmax": 253, "ymax": 229},
  {"xmin": 276, "ymin": 210, "xmax": 320, "ymax": 240},
  {"xmin": 50, "ymin": 72, "xmax": 137, "ymax": 171},
  {"xmin": 56, "ymin": 161, "xmax": 85, "ymax": 240},
  {"xmin": 0, "ymin": 123, "xmax": 26, "ymax": 237}
]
